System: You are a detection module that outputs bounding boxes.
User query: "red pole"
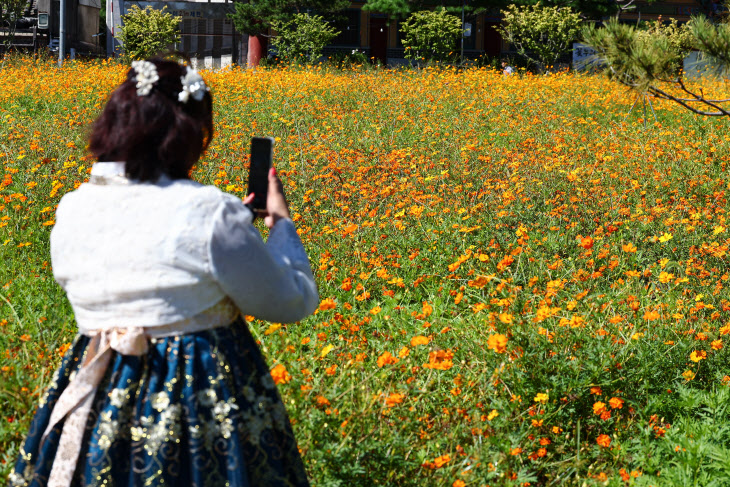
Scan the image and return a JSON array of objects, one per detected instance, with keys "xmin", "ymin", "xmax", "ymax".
[{"xmin": 247, "ymin": 34, "xmax": 265, "ymax": 67}]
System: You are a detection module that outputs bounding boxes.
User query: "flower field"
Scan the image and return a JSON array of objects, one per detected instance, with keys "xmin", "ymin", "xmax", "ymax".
[{"xmin": 2, "ymin": 57, "xmax": 730, "ymax": 486}]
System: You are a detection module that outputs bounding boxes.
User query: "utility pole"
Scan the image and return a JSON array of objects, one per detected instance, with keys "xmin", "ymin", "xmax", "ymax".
[
  {"xmin": 461, "ymin": 0, "xmax": 466, "ymax": 65},
  {"xmin": 58, "ymin": 0, "xmax": 65, "ymax": 67},
  {"xmin": 460, "ymin": 0, "xmax": 465, "ymax": 65}
]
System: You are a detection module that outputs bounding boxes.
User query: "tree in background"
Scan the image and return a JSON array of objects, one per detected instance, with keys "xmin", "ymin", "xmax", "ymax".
[
  {"xmin": 364, "ymin": 0, "xmax": 503, "ymax": 21},
  {"xmin": 363, "ymin": 0, "xmax": 428, "ymax": 19},
  {"xmin": 118, "ymin": 5, "xmax": 181, "ymax": 60},
  {"xmin": 533, "ymin": 0, "xmax": 640, "ymax": 19},
  {"xmin": 229, "ymin": 0, "xmax": 349, "ymax": 67},
  {"xmin": 583, "ymin": 11, "xmax": 730, "ymax": 116},
  {"xmin": 497, "ymin": 3, "xmax": 582, "ymax": 71},
  {"xmin": 229, "ymin": 0, "xmax": 350, "ymax": 37},
  {"xmin": 270, "ymin": 13, "xmax": 339, "ymax": 64},
  {"xmin": 361, "ymin": 0, "xmax": 642, "ymax": 21},
  {"xmin": 400, "ymin": 8, "xmax": 462, "ymax": 64},
  {"xmin": 0, "ymin": 0, "xmax": 27, "ymax": 49}
]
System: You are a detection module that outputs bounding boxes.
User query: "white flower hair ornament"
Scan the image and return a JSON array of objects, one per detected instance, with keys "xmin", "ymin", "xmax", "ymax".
[
  {"xmin": 131, "ymin": 60, "xmax": 159, "ymax": 96},
  {"xmin": 178, "ymin": 67, "xmax": 209, "ymax": 103}
]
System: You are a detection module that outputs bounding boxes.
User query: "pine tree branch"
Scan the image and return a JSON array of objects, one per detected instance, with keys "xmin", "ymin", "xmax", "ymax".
[{"xmin": 646, "ymin": 82, "xmax": 730, "ymax": 117}]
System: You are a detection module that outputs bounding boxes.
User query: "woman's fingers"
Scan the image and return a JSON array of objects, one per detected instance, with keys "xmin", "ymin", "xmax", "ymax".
[{"xmin": 265, "ymin": 167, "xmax": 291, "ymax": 228}]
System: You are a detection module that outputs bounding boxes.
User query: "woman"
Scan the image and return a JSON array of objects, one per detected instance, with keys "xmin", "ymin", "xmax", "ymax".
[{"xmin": 10, "ymin": 57, "xmax": 318, "ymax": 487}]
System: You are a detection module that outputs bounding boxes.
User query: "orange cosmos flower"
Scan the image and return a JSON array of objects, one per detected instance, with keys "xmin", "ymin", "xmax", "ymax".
[
  {"xmin": 487, "ymin": 333, "xmax": 508, "ymax": 354},
  {"xmin": 497, "ymin": 255, "xmax": 514, "ymax": 271},
  {"xmin": 682, "ymin": 370, "xmax": 696, "ymax": 381},
  {"xmin": 270, "ymin": 364, "xmax": 291, "ymax": 385},
  {"xmin": 412, "ymin": 301, "xmax": 433, "ymax": 319},
  {"xmin": 385, "ymin": 393, "xmax": 405, "ymax": 408},
  {"xmin": 423, "ymin": 349, "xmax": 454, "ymax": 370},
  {"xmin": 57, "ymin": 342, "xmax": 71, "ymax": 356},
  {"xmin": 498, "ymin": 313, "xmax": 513, "ymax": 324},
  {"xmin": 608, "ymin": 397, "xmax": 624, "ymax": 409},
  {"xmin": 658, "ymin": 272, "xmax": 674, "ymax": 283},
  {"xmin": 689, "ymin": 350, "xmax": 707, "ymax": 362},
  {"xmin": 596, "ymin": 434, "xmax": 611, "ymax": 448},
  {"xmin": 318, "ymin": 298, "xmax": 336, "ymax": 311},
  {"xmin": 622, "ymin": 242, "xmax": 637, "ymax": 253},
  {"xmin": 410, "ymin": 335, "xmax": 430, "ymax": 346},
  {"xmin": 643, "ymin": 310, "xmax": 660, "ymax": 321},
  {"xmin": 593, "ymin": 402, "xmax": 607, "ymax": 416},
  {"xmin": 711, "ymin": 339, "xmax": 723, "ymax": 350},
  {"xmin": 433, "ymin": 454, "xmax": 450, "ymax": 468},
  {"xmin": 377, "ymin": 351, "xmax": 399, "ymax": 367},
  {"xmin": 578, "ymin": 236, "xmax": 594, "ymax": 250}
]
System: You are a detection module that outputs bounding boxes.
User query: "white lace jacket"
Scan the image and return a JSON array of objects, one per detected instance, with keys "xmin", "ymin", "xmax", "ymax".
[{"xmin": 51, "ymin": 162, "xmax": 319, "ymax": 333}]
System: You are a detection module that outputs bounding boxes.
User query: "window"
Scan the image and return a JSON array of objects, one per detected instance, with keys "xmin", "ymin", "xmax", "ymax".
[
  {"xmin": 331, "ymin": 9, "xmax": 360, "ymax": 46},
  {"xmin": 462, "ymin": 15, "xmax": 476, "ymax": 50}
]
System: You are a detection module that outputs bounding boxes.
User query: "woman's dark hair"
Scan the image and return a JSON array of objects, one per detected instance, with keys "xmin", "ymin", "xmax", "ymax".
[{"xmin": 88, "ymin": 57, "xmax": 213, "ymax": 181}]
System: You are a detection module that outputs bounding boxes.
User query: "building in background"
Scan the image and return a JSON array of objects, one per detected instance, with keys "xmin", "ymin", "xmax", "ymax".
[
  {"xmin": 102, "ymin": 0, "xmax": 506, "ymax": 66},
  {"xmin": 2, "ymin": 0, "xmax": 101, "ymax": 53},
  {"xmin": 319, "ymin": 4, "xmax": 505, "ymax": 66},
  {"xmin": 106, "ymin": 0, "xmax": 239, "ymax": 67},
  {"xmin": 8, "ymin": 0, "xmax": 703, "ymax": 65}
]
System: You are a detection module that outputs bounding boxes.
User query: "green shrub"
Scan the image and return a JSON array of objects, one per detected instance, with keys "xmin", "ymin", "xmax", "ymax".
[
  {"xmin": 399, "ymin": 8, "xmax": 462, "ymax": 64},
  {"xmin": 498, "ymin": 3, "xmax": 582, "ymax": 72},
  {"xmin": 270, "ymin": 14, "xmax": 340, "ymax": 65},
  {"xmin": 118, "ymin": 5, "xmax": 181, "ymax": 60},
  {"xmin": 0, "ymin": 0, "xmax": 26, "ymax": 48},
  {"xmin": 327, "ymin": 49, "xmax": 369, "ymax": 69}
]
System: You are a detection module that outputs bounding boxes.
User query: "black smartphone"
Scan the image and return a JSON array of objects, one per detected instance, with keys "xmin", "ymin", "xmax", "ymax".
[{"xmin": 246, "ymin": 137, "xmax": 274, "ymax": 215}]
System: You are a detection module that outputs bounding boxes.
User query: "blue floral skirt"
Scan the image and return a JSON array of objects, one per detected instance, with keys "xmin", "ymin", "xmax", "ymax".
[{"xmin": 10, "ymin": 317, "xmax": 310, "ymax": 487}]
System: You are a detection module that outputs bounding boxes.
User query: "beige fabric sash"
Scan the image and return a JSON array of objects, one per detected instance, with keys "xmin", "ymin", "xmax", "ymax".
[{"xmin": 41, "ymin": 298, "xmax": 239, "ymax": 487}]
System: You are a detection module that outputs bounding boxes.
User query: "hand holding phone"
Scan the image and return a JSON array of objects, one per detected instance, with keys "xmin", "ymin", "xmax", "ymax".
[
  {"xmin": 246, "ymin": 137, "xmax": 274, "ymax": 216},
  {"xmin": 263, "ymin": 167, "xmax": 291, "ymax": 229}
]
